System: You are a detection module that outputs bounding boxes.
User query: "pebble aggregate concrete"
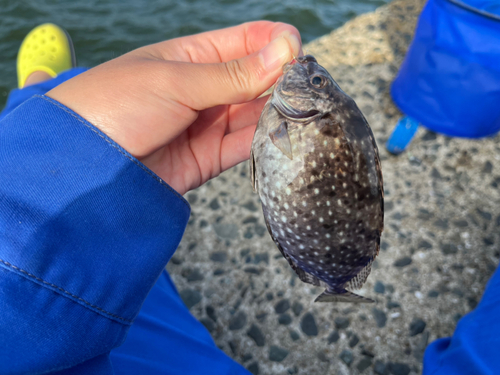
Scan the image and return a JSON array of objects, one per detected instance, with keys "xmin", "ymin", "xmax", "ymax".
[{"xmin": 167, "ymin": 1, "xmax": 500, "ymax": 373}]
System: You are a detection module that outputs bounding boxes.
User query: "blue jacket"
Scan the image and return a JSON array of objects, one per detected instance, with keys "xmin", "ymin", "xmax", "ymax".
[{"xmin": 0, "ymin": 85, "xmax": 250, "ymax": 374}]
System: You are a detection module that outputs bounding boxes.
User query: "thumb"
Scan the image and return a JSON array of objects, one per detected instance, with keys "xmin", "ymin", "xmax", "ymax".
[{"xmin": 170, "ymin": 33, "xmax": 301, "ymax": 110}]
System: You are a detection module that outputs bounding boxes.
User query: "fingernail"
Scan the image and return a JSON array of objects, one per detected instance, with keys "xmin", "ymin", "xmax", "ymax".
[
  {"xmin": 279, "ymin": 32, "xmax": 302, "ymax": 58},
  {"xmin": 259, "ymin": 36, "xmax": 293, "ymax": 71}
]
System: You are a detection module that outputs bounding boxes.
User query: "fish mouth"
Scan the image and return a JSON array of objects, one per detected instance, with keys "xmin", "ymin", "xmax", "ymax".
[
  {"xmin": 282, "ymin": 55, "xmax": 317, "ymax": 74},
  {"xmin": 271, "ymin": 91, "xmax": 321, "ymax": 123},
  {"xmin": 273, "ymin": 55, "xmax": 322, "ymax": 122}
]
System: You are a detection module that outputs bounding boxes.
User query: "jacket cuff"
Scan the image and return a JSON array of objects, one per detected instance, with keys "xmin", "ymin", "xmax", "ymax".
[{"xmin": 0, "ymin": 95, "xmax": 190, "ymax": 324}]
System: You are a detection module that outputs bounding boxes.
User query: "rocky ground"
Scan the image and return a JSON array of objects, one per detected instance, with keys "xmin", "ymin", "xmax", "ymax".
[{"xmin": 166, "ymin": 0, "xmax": 500, "ymax": 374}]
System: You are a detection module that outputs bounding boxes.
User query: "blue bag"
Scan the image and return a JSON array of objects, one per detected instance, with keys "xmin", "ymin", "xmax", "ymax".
[{"xmin": 391, "ymin": 0, "xmax": 500, "ymax": 138}]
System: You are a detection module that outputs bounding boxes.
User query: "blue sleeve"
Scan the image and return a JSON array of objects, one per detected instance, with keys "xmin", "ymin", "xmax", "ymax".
[{"xmin": 0, "ymin": 95, "xmax": 190, "ymax": 374}]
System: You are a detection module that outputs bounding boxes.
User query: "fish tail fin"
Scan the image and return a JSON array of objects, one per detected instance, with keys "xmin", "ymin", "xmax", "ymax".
[{"xmin": 314, "ymin": 289, "xmax": 374, "ymax": 303}]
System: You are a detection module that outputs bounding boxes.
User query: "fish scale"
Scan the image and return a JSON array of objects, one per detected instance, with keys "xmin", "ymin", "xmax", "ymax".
[{"xmin": 250, "ymin": 55, "xmax": 383, "ymax": 303}]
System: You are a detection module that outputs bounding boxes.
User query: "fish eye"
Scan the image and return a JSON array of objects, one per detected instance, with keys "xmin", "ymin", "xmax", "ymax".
[{"xmin": 311, "ymin": 75, "xmax": 326, "ymax": 88}]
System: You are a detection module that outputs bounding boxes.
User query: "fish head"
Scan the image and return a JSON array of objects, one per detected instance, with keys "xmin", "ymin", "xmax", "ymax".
[{"xmin": 272, "ymin": 55, "xmax": 343, "ymax": 123}]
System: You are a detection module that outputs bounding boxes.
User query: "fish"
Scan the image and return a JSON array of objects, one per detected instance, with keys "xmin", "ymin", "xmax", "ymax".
[{"xmin": 250, "ymin": 55, "xmax": 384, "ymax": 303}]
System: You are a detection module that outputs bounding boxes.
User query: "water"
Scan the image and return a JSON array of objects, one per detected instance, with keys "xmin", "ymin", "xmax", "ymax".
[{"xmin": 0, "ymin": 0, "xmax": 390, "ymax": 107}]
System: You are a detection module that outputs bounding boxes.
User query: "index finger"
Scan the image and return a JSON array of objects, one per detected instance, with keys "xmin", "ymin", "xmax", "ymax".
[{"xmin": 149, "ymin": 21, "xmax": 302, "ymax": 64}]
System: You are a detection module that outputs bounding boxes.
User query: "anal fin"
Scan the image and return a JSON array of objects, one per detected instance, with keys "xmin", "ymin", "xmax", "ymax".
[
  {"xmin": 314, "ymin": 289, "xmax": 374, "ymax": 304},
  {"xmin": 345, "ymin": 258, "xmax": 373, "ymax": 291}
]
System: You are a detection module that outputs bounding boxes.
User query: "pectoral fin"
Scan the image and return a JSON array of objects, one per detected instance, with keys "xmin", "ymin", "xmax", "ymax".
[{"xmin": 269, "ymin": 121, "xmax": 293, "ymax": 160}]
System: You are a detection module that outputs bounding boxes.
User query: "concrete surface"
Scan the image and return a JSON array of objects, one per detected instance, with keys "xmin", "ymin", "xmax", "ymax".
[{"xmin": 167, "ymin": 0, "xmax": 500, "ymax": 373}]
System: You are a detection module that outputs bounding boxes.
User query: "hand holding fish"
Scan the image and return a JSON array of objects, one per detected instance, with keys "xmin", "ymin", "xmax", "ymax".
[{"xmin": 47, "ymin": 21, "xmax": 302, "ymax": 195}]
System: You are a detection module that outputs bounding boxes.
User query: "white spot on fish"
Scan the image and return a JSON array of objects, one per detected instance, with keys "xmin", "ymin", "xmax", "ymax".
[
  {"xmin": 319, "ymin": 217, "xmax": 324, "ymax": 223},
  {"xmin": 302, "ymin": 201, "xmax": 307, "ymax": 207},
  {"xmin": 286, "ymin": 188, "xmax": 291, "ymax": 195},
  {"xmin": 338, "ymin": 199, "xmax": 342, "ymax": 206},
  {"xmin": 281, "ymin": 216, "xmax": 287, "ymax": 222},
  {"xmin": 314, "ymin": 188, "xmax": 319, "ymax": 195}
]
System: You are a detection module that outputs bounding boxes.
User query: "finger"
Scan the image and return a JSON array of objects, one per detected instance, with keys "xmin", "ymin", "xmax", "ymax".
[
  {"xmin": 150, "ymin": 21, "xmax": 302, "ymax": 64},
  {"xmin": 220, "ymin": 124, "xmax": 256, "ymax": 172},
  {"xmin": 227, "ymin": 95, "xmax": 269, "ymax": 134},
  {"xmin": 164, "ymin": 34, "xmax": 299, "ymax": 110}
]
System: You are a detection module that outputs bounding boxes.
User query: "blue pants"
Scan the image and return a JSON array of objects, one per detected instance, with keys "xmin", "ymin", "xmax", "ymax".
[{"xmin": 3, "ymin": 68, "xmax": 500, "ymax": 375}]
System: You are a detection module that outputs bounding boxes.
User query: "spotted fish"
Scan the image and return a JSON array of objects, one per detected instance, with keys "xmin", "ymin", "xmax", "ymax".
[{"xmin": 250, "ymin": 55, "xmax": 383, "ymax": 303}]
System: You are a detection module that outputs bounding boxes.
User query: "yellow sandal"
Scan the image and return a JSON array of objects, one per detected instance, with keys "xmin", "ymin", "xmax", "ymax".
[{"xmin": 17, "ymin": 23, "xmax": 76, "ymax": 89}]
